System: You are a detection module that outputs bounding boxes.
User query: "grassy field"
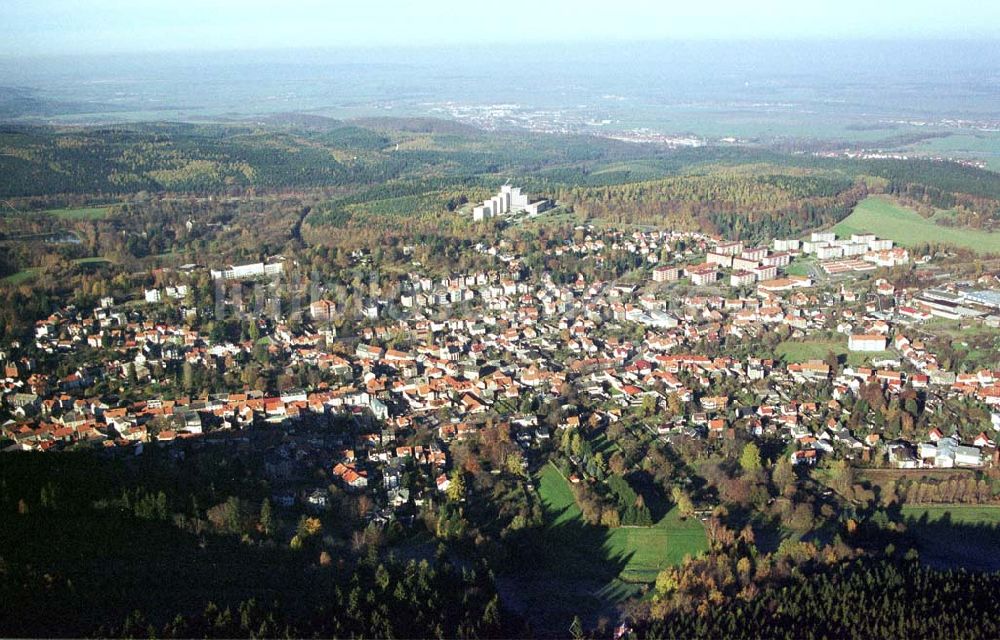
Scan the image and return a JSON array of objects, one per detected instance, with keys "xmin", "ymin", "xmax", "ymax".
[
  {"xmin": 2, "ymin": 257, "xmax": 112, "ymax": 286},
  {"xmin": 920, "ymin": 319, "xmax": 1000, "ymax": 369},
  {"xmin": 833, "ymin": 196, "xmax": 1000, "ymax": 254},
  {"xmin": 776, "ymin": 338, "xmax": 892, "ymax": 368},
  {"xmin": 504, "ymin": 464, "xmax": 707, "ymax": 632},
  {"xmin": 612, "ymin": 510, "xmax": 709, "ymax": 581},
  {"xmin": 923, "ymin": 317, "xmax": 996, "ymax": 339},
  {"xmin": 1, "ymin": 268, "xmax": 40, "ymax": 285},
  {"xmin": 43, "ymin": 206, "xmax": 112, "ymax": 220},
  {"xmin": 900, "ymin": 504, "xmax": 1000, "ymax": 570},
  {"xmin": 505, "ymin": 205, "xmax": 580, "ymax": 230},
  {"xmin": 537, "ymin": 464, "xmax": 707, "ymax": 582},
  {"xmin": 74, "ymin": 257, "xmax": 112, "ymax": 265},
  {"xmin": 540, "ymin": 464, "xmax": 587, "ymax": 527},
  {"xmin": 901, "ymin": 504, "xmax": 1000, "ymax": 525},
  {"xmin": 776, "ymin": 339, "xmax": 846, "ymax": 363},
  {"xmin": 784, "ymin": 259, "xmax": 814, "ymax": 277}
]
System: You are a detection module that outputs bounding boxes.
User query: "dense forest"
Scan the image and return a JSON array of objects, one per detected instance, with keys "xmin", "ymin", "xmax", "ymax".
[
  {"xmin": 559, "ymin": 171, "xmax": 870, "ymax": 243},
  {"xmin": 0, "ymin": 451, "xmax": 522, "ymax": 639},
  {"xmin": 637, "ymin": 559, "xmax": 1000, "ymax": 640}
]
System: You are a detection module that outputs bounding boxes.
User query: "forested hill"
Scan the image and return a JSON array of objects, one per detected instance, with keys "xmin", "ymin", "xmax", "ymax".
[
  {"xmin": 3, "ymin": 118, "xmax": 1000, "ymax": 244},
  {"xmin": 0, "ymin": 119, "xmax": 658, "ymax": 199},
  {"xmin": 1, "ymin": 119, "xmax": 997, "ymax": 199}
]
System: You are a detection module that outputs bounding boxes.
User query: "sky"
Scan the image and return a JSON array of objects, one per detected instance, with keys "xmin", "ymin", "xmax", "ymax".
[{"xmin": 3, "ymin": 0, "xmax": 1000, "ymax": 57}]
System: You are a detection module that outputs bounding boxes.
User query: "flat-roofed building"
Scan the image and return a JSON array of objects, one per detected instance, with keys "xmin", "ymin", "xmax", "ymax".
[
  {"xmin": 652, "ymin": 265, "xmax": 681, "ymax": 283},
  {"xmin": 762, "ymin": 252, "xmax": 791, "ymax": 267},
  {"xmin": 816, "ymin": 244, "xmax": 845, "ymax": 260},
  {"xmin": 841, "ymin": 243, "xmax": 868, "ymax": 257},
  {"xmin": 714, "ymin": 241, "xmax": 743, "ymax": 256},
  {"xmin": 706, "ymin": 252, "xmax": 733, "ymax": 268},
  {"xmin": 311, "ymin": 299, "xmax": 336, "ymax": 322},
  {"xmin": 730, "ymin": 270, "xmax": 756, "ymax": 287},
  {"xmin": 961, "ymin": 290, "xmax": 1000, "ymax": 311},
  {"xmin": 210, "ymin": 261, "xmax": 284, "ymax": 281},
  {"xmin": 688, "ymin": 267, "xmax": 719, "ymax": 286},
  {"xmin": 752, "ymin": 264, "xmax": 778, "ymax": 282},
  {"xmin": 848, "ymin": 333, "xmax": 887, "ymax": 352}
]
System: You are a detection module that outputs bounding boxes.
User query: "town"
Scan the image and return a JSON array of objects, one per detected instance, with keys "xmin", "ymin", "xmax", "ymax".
[
  {"xmin": 5, "ymin": 207, "xmax": 999, "ymax": 534},
  {"xmin": 5, "ymin": 4, "xmax": 1000, "ymax": 635}
]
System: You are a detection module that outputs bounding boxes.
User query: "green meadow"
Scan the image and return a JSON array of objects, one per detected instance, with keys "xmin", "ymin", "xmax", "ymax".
[
  {"xmin": 900, "ymin": 504, "xmax": 1000, "ymax": 570},
  {"xmin": 901, "ymin": 504, "xmax": 1000, "ymax": 526},
  {"xmin": 833, "ymin": 196, "xmax": 1000, "ymax": 254},
  {"xmin": 776, "ymin": 338, "xmax": 891, "ymax": 367},
  {"xmin": 776, "ymin": 339, "xmax": 847, "ymax": 363},
  {"xmin": 536, "ymin": 463, "xmax": 707, "ymax": 583},
  {"xmin": 2, "ymin": 257, "xmax": 112, "ymax": 286},
  {"xmin": 506, "ymin": 464, "xmax": 707, "ymax": 632},
  {"xmin": 1, "ymin": 268, "xmax": 41, "ymax": 285},
  {"xmin": 43, "ymin": 206, "xmax": 112, "ymax": 220}
]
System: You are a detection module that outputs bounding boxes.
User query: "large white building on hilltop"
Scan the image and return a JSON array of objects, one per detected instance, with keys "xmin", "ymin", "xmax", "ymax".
[{"xmin": 472, "ymin": 185, "xmax": 551, "ymax": 221}]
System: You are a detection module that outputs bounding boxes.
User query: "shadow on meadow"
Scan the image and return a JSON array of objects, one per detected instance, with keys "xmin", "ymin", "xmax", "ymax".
[
  {"xmin": 894, "ymin": 508, "xmax": 1000, "ymax": 571},
  {"xmin": 498, "ymin": 481, "xmax": 637, "ymax": 637}
]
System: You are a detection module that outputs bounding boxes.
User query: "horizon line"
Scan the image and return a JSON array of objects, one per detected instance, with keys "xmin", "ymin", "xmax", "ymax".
[{"xmin": 1, "ymin": 36, "xmax": 998, "ymax": 61}]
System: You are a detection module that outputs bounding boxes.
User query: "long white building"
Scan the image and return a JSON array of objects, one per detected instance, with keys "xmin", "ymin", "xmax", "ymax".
[{"xmin": 211, "ymin": 261, "xmax": 284, "ymax": 281}]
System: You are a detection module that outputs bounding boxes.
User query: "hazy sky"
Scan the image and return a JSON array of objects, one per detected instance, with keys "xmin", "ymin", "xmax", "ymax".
[{"xmin": 4, "ymin": 0, "xmax": 999, "ymax": 57}]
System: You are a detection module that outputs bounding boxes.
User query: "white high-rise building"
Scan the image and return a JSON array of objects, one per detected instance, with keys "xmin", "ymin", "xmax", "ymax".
[
  {"xmin": 472, "ymin": 185, "xmax": 549, "ymax": 220},
  {"xmin": 501, "ymin": 184, "xmax": 529, "ymax": 210}
]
